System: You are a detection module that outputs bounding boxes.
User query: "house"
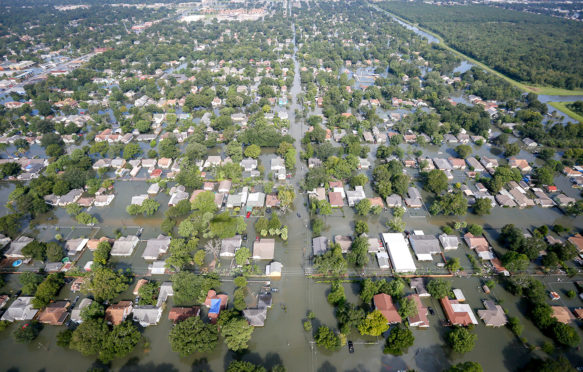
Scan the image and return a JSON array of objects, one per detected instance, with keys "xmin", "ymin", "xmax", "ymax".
[
  {"xmin": 265, "ymin": 194, "xmax": 280, "ymax": 208},
  {"xmin": 215, "ymin": 181, "xmax": 231, "ymax": 195},
  {"xmin": 563, "ymin": 167, "xmax": 581, "ymax": 178},
  {"xmin": 4, "ymin": 236, "xmax": 34, "ymax": 258},
  {"xmin": 409, "ymin": 234, "xmax": 441, "ymax": 261},
  {"xmin": 328, "ymin": 191, "xmax": 344, "ymax": 208},
  {"xmin": 308, "ymin": 158, "xmax": 322, "ymax": 169},
  {"xmin": 448, "ymin": 158, "xmax": 466, "ymax": 170},
  {"xmin": 226, "ymin": 193, "xmax": 243, "ymax": 209},
  {"xmin": 465, "ymin": 157, "xmax": 485, "ymax": 172},
  {"xmin": 346, "ymin": 186, "xmax": 366, "ymax": 207},
  {"xmin": 439, "ymin": 234, "xmax": 459, "ymax": 250},
  {"xmin": 556, "ymin": 193, "xmax": 576, "ymax": 206},
  {"xmin": 157, "ymin": 158, "xmax": 172, "ymax": 169},
  {"xmin": 205, "ymin": 290, "xmax": 228, "ymax": 322},
  {"xmin": 381, "ymin": 233, "xmax": 417, "ymax": 273},
  {"xmin": 433, "ymin": 158, "xmax": 453, "ymax": 171},
  {"xmin": 243, "ymin": 308, "xmax": 268, "ymax": 326},
  {"xmin": 156, "ymin": 282, "xmax": 174, "ymax": 307},
  {"xmin": 105, "ymin": 301, "xmax": 133, "ymax": 325},
  {"xmin": 132, "ymin": 306, "xmax": 163, "ymax": 327},
  {"xmin": 386, "ymin": 194, "xmax": 403, "ymax": 208},
  {"xmin": 478, "ymin": 300, "xmax": 507, "ymax": 327},
  {"xmin": 131, "ymin": 194, "xmax": 148, "ymax": 206},
  {"xmin": 94, "ymin": 194, "xmax": 115, "ymax": 207},
  {"xmin": 440, "ymin": 297, "xmax": 478, "ymax": 326},
  {"xmin": 111, "ymin": 235, "xmax": 139, "ymax": 256},
  {"xmin": 147, "ymin": 183, "xmax": 160, "ymax": 195},
  {"xmin": 508, "ymin": 157, "xmax": 532, "ymax": 173},
  {"xmin": 480, "ymin": 156, "xmax": 499, "ymax": 170},
  {"xmin": 266, "ymin": 261, "xmax": 283, "ymax": 277},
  {"xmin": 407, "ymin": 294, "xmax": 429, "ymax": 327},
  {"xmin": 376, "ymin": 251, "xmax": 390, "ymax": 269},
  {"xmin": 335, "ymin": 235, "xmax": 353, "ymax": 254},
  {"xmin": 271, "ymin": 157, "xmax": 286, "ymax": 180},
  {"xmin": 406, "ymin": 187, "xmax": 422, "ymax": 208},
  {"xmin": 168, "ymin": 307, "xmax": 200, "ymax": 323},
  {"xmin": 65, "ymin": 238, "xmax": 88, "ymax": 256},
  {"xmin": 373, "ymin": 294, "xmax": 402, "ymax": 324},
  {"xmin": 149, "ymin": 261, "xmax": 166, "ymax": 275},
  {"xmin": 204, "ymin": 156, "xmax": 222, "ymax": 169},
  {"xmin": 37, "ymin": 301, "xmax": 70, "ymax": 325},
  {"xmin": 142, "ymin": 235, "xmax": 171, "ymax": 260},
  {"xmin": 552, "ymin": 306, "xmax": 576, "ymax": 324},
  {"xmin": 312, "ymin": 236, "xmax": 328, "ymax": 256},
  {"xmin": 70, "ymin": 298, "xmax": 92, "ymax": 323},
  {"xmin": 246, "ymin": 192, "xmax": 265, "ymax": 208},
  {"xmin": 0, "ymin": 297, "xmax": 38, "ymax": 322},
  {"xmin": 253, "ymin": 239, "xmax": 275, "ymax": 260},
  {"xmin": 410, "ymin": 278, "xmax": 429, "ymax": 297},
  {"xmin": 359, "ymin": 158, "xmax": 371, "ymax": 169},
  {"xmin": 523, "ymin": 138, "xmax": 537, "ymax": 147},
  {"xmin": 169, "ymin": 186, "xmax": 189, "ymax": 206},
  {"xmin": 241, "ymin": 158, "xmax": 258, "ymax": 172},
  {"xmin": 464, "ymin": 233, "xmax": 494, "ymax": 260},
  {"xmin": 309, "ymin": 188, "xmax": 326, "ymax": 202},
  {"xmin": 220, "ymin": 235, "xmax": 242, "ymax": 257},
  {"xmin": 568, "ymin": 234, "xmax": 583, "ymax": 253}
]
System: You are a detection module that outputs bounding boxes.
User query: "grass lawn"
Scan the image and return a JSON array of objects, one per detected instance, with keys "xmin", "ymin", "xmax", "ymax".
[
  {"xmin": 382, "ymin": 8, "xmax": 583, "ymax": 97},
  {"xmin": 549, "ymin": 102, "xmax": 583, "ymax": 123}
]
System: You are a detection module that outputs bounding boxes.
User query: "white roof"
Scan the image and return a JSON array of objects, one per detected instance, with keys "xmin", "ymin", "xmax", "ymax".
[
  {"xmin": 381, "ymin": 233, "xmax": 417, "ymax": 273},
  {"xmin": 453, "ymin": 289, "xmax": 465, "ymax": 301}
]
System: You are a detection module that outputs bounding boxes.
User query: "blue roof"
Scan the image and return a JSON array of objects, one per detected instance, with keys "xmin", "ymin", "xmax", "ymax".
[{"xmin": 209, "ymin": 298, "xmax": 221, "ymax": 314}]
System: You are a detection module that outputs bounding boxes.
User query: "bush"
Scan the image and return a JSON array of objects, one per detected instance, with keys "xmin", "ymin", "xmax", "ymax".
[
  {"xmin": 383, "ymin": 325, "xmax": 414, "ymax": 355},
  {"xmin": 13, "ymin": 321, "xmax": 42, "ymax": 344},
  {"xmin": 314, "ymin": 326, "xmax": 341, "ymax": 351},
  {"xmin": 447, "ymin": 327, "xmax": 477, "ymax": 353},
  {"xmin": 467, "ymin": 224, "xmax": 483, "ymax": 236}
]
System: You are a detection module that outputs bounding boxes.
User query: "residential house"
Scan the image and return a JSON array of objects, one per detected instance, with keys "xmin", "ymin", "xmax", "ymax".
[
  {"xmin": 168, "ymin": 186, "xmax": 189, "ymax": 206},
  {"xmin": 65, "ymin": 238, "xmax": 88, "ymax": 256},
  {"xmin": 218, "ymin": 180, "xmax": 232, "ymax": 193},
  {"xmin": 405, "ymin": 187, "xmax": 423, "ymax": 208},
  {"xmin": 478, "ymin": 300, "xmax": 507, "ymax": 327},
  {"xmin": 149, "ymin": 261, "xmax": 166, "ymax": 275},
  {"xmin": 433, "ymin": 158, "xmax": 453, "ymax": 171},
  {"xmin": 4, "ymin": 236, "xmax": 34, "ymax": 258},
  {"xmin": 132, "ymin": 306, "xmax": 163, "ymax": 327},
  {"xmin": 381, "ymin": 233, "xmax": 417, "ymax": 273},
  {"xmin": 556, "ymin": 193, "xmax": 576, "ymax": 207},
  {"xmin": 464, "ymin": 233, "xmax": 494, "ymax": 260},
  {"xmin": 335, "ymin": 235, "xmax": 353, "ymax": 254},
  {"xmin": 448, "ymin": 158, "xmax": 466, "ymax": 170},
  {"xmin": 204, "ymin": 156, "xmax": 222, "ymax": 169},
  {"xmin": 142, "ymin": 235, "xmax": 171, "ymax": 260},
  {"xmin": 439, "ymin": 234, "xmax": 459, "ymax": 250},
  {"xmin": 328, "ymin": 191, "xmax": 344, "ymax": 208},
  {"xmin": 241, "ymin": 158, "xmax": 258, "ymax": 172},
  {"xmin": 523, "ymin": 138, "xmax": 537, "ymax": 147},
  {"xmin": 407, "ymin": 294, "xmax": 429, "ymax": 327},
  {"xmin": 220, "ymin": 236, "xmax": 242, "ymax": 258},
  {"xmin": 205, "ymin": 290, "xmax": 228, "ymax": 322},
  {"xmin": 508, "ymin": 157, "xmax": 532, "ymax": 173},
  {"xmin": 70, "ymin": 298, "xmax": 92, "ymax": 323},
  {"xmin": 271, "ymin": 157, "xmax": 286, "ymax": 180},
  {"xmin": 168, "ymin": 307, "xmax": 200, "ymax": 323},
  {"xmin": 312, "ymin": 236, "xmax": 328, "ymax": 256},
  {"xmin": 410, "ymin": 278, "xmax": 429, "ymax": 297},
  {"xmin": 111, "ymin": 236, "xmax": 139, "ymax": 256},
  {"xmin": 386, "ymin": 194, "xmax": 403, "ymax": 208},
  {"xmin": 265, "ymin": 194, "xmax": 280, "ymax": 208},
  {"xmin": 440, "ymin": 297, "xmax": 478, "ymax": 326},
  {"xmin": 346, "ymin": 186, "xmax": 366, "ymax": 207},
  {"xmin": 243, "ymin": 308, "xmax": 267, "ymax": 327},
  {"xmin": 358, "ymin": 158, "xmax": 371, "ymax": 169},
  {"xmin": 373, "ymin": 294, "xmax": 402, "ymax": 324},
  {"xmin": 105, "ymin": 301, "xmax": 133, "ymax": 325},
  {"xmin": 465, "ymin": 157, "xmax": 485, "ymax": 172},
  {"xmin": 38, "ymin": 301, "xmax": 70, "ymax": 325},
  {"xmin": 308, "ymin": 158, "xmax": 322, "ymax": 169},
  {"xmin": 253, "ymin": 239, "xmax": 275, "ymax": 260},
  {"xmin": 156, "ymin": 282, "xmax": 174, "ymax": 307},
  {"xmin": 131, "ymin": 194, "xmax": 148, "ymax": 206},
  {"xmin": 246, "ymin": 192, "xmax": 265, "ymax": 209},
  {"xmin": 552, "ymin": 306, "xmax": 576, "ymax": 324},
  {"xmin": 409, "ymin": 234, "xmax": 441, "ymax": 261},
  {"xmin": 568, "ymin": 234, "xmax": 583, "ymax": 253},
  {"xmin": 376, "ymin": 251, "xmax": 390, "ymax": 269},
  {"xmin": 0, "ymin": 297, "xmax": 38, "ymax": 321}
]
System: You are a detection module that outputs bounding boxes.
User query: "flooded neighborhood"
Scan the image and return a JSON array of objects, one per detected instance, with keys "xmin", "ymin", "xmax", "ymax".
[{"xmin": 0, "ymin": 0, "xmax": 582, "ymax": 371}]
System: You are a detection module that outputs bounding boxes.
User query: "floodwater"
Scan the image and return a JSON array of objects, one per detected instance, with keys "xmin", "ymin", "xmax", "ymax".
[{"xmin": 2, "ymin": 9, "xmax": 583, "ymax": 372}]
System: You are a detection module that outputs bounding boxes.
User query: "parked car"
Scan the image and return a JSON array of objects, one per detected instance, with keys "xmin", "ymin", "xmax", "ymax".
[{"xmin": 348, "ymin": 340, "xmax": 354, "ymax": 353}]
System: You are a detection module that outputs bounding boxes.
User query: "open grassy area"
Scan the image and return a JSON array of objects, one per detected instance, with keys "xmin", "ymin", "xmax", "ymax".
[
  {"xmin": 380, "ymin": 6, "xmax": 583, "ymax": 97},
  {"xmin": 549, "ymin": 102, "xmax": 583, "ymax": 123}
]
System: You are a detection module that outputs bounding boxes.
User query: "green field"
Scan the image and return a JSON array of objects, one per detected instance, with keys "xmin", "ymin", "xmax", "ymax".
[
  {"xmin": 378, "ymin": 2, "xmax": 583, "ymax": 94},
  {"xmin": 549, "ymin": 102, "xmax": 583, "ymax": 123}
]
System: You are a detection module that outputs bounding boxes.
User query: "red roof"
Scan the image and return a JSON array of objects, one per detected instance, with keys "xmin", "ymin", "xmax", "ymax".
[
  {"xmin": 440, "ymin": 297, "xmax": 472, "ymax": 326},
  {"xmin": 373, "ymin": 294, "xmax": 402, "ymax": 324},
  {"xmin": 328, "ymin": 192, "xmax": 344, "ymax": 207}
]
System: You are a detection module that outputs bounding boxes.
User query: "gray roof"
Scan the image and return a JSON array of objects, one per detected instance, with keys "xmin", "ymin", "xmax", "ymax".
[
  {"xmin": 439, "ymin": 234, "xmax": 459, "ymax": 249},
  {"xmin": 142, "ymin": 235, "xmax": 171, "ymax": 260},
  {"xmin": 111, "ymin": 235, "xmax": 139, "ymax": 256},
  {"xmin": 71, "ymin": 298, "xmax": 93, "ymax": 323},
  {"xmin": 409, "ymin": 235, "xmax": 441, "ymax": 255},
  {"xmin": 408, "ymin": 187, "xmax": 421, "ymax": 199},
  {"xmin": 220, "ymin": 236, "xmax": 242, "ymax": 257},
  {"xmin": 410, "ymin": 278, "xmax": 429, "ymax": 296},
  {"xmin": 257, "ymin": 292, "xmax": 272, "ymax": 309},
  {"xmin": 132, "ymin": 306, "xmax": 162, "ymax": 326},
  {"xmin": 0, "ymin": 296, "xmax": 38, "ymax": 322},
  {"xmin": 478, "ymin": 300, "xmax": 507, "ymax": 327},
  {"xmin": 4, "ymin": 236, "xmax": 34, "ymax": 258},
  {"xmin": 156, "ymin": 282, "xmax": 174, "ymax": 307},
  {"xmin": 243, "ymin": 308, "xmax": 267, "ymax": 326},
  {"xmin": 312, "ymin": 236, "xmax": 328, "ymax": 256}
]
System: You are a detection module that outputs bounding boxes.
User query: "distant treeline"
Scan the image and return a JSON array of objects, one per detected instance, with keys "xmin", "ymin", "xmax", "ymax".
[{"xmin": 378, "ymin": 2, "xmax": 583, "ymax": 89}]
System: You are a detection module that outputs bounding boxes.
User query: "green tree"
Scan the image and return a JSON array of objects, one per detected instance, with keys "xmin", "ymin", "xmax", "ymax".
[
  {"xmin": 82, "ymin": 267, "xmax": 130, "ymax": 302},
  {"xmin": 358, "ymin": 310, "xmax": 390, "ymax": 336},
  {"xmin": 221, "ymin": 317, "xmax": 254, "ymax": 351},
  {"xmin": 46, "ymin": 241, "xmax": 64, "ymax": 262},
  {"xmin": 314, "ymin": 244, "xmax": 347, "ymax": 276},
  {"xmin": 473, "ymin": 198, "xmax": 492, "ymax": 215},
  {"xmin": 226, "ymin": 361, "xmax": 267, "ymax": 372},
  {"xmin": 70, "ymin": 318, "xmax": 109, "ymax": 356},
  {"xmin": 244, "ymin": 144, "xmax": 261, "ymax": 158},
  {"xmin": 423, "ymin": 169, "xmax": 448, "ymax": 194},
  {"xmin": 455, "ymin": 145, "xmax": 472, "ymax": 159},
  {"xmin": 429, "ymin": 192, "xmax": 467, "ymax": 216},
  {"xmin": 447, "ymin": 327, "xmax": 477, "ymax": 353},
  {"xmin": 398, "ymin": 297, "xmax": 418, "ymax": 318},
  {"xmin": 445, "ymin": 257, "xmax": 461, "ymax": 273},
  {"xmin": 138, "ymin": 281, "xmax": 159, "ymax": 306},
  {"xmin": 13, "ymin": 321, "xmax": 42, "ymax": 344},
  {"xmin": 551, "ymin": 322, "xmax": 580, "ymax": 347},
  {"xmin": 122, "ymin": 143, "xmax": 141, "ymax": 160},
  {"xmin": 347, "ymin": 236, "xmax": 369, "ymax": 268},
  {"xmin": 141, "ymin": 199, "xmax": 160, "ymax": 216},
  {"xmin": 502, "ymin": 251, "xmax": 530, "ymax": 272},
  {"xmin": 33, "ymin": 272, "xmax": 64, "ymax": 308},
  {"xmin": 20, "ymin": 272, "xmax": 44, "ymax": 295},
  {"xmin": 93, "ymin": 241, "xmax": 111, "ymax": 266},
  {"xmin": 427, "ymin": 279, "xmax": 451, "ymax": 299},
  {"xmin": 314, "ymin": 326, "xmax": 341, "ymax": 351},
  {"xmin": 355, "ymin": 198, "xmax": 371, "ymax": 216},
  {"xmin": 446, "ymin": 362, "xmax": 484, "ymax": 372},
  {"xmin": 172, "ymin": 272, "xmax": 220, "ymax": 306},
  {"xmin": 169, "ymin": 317, "xmax": 218, "ymax": 356},
  {"xmin": 192, "ymin": 191, "xmax": 218, "ymax": 214},
  {"xmin": 235, "ymin": 247, "xmax": 251, "ymax": 266},
  {"xmin": 383, "ymin": 325, "xmax": 414, "ymax": 355},
  {"xmin": 233, "ymin": 288, "xmax": 247, "ymax": 311},
  {"xmin": 355, "ymin": 220, "xmax": 369, "ymax": 235},
  {"xmin": 56, "ymin": 329, "xmax": 73, "ymax": 348},
  {"xmin": 327, "ymin": 281, "xmax": 346, "ymax": 306},
  {"xmin": 22, "ymin": 241, "xmax": 46, "ymax": 261},
  {"xmin": 99, "ymin": 321, "xmax": 141, "ymax": 363},
  {"xmin": 467, "ymin": 224, "xmax": 483, "ymax": 236}
]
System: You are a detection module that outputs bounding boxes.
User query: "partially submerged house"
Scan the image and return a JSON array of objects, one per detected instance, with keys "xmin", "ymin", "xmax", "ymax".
[
  {"xmin": 312, "ymin": 236, "xmax": 328, "ymax": 256},
  {"xmin": 0, "ymin": 296, "xmax": 38, "ymax": 322},
  {"xmin": 168, "ymin": 307, "xmax": 200, "ymax": 323},
  {"xmin": 132, "ymin": 306, "xmax": 163, "ymax": 327},
  {"xmin": 478, "ymin": 300, "xmax": 507, "ymax": 327},
  {"xmin": 142, "ymin": 235, "xmax": 171, "ymax": 260},
  {"xmin": 220, "ymin": 235, "xmax": 242, "ymax": 258},
  {"xmin": 37, "ymin": 301, "xmax": 70, "ymax": 325},
  {"xmin": 440, "ymin": 297, "xmax": 478, "ymax": 326},
  {"xmin": 408, "ymin": 234, "xmax": 441, "ymax": 261},
  {"xmin": 253, "ymin": 239, "xmax": 275, "ymax": 260},
  {"xmin": 105, "ymin": 301, "xmax": 133, "ymax": 325},
  {"xmin": 373, "ymin": 293, "xmax": 401, "ymax": 324},
  {"xmin": 111, "ymin": 235, "xmax": 139, "ymax": 256},
  {"xmin": 407, "ymin": 294, "xmax": 429, "ymax": 327}
]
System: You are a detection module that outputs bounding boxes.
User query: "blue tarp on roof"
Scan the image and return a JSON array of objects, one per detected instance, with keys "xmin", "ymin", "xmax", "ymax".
[{"xmin": 209, "ymin": 298, "xmax": 221, "ymax": 314}]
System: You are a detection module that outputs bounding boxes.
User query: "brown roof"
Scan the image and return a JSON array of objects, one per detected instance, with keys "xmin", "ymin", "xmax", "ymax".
[
  {"xmin": 328, "ymin": 192, "xmax": 343, "ymax": 207},
  {"xmin": 37, "ymin": 301, "xmax": 70, "ymax": 325},
  {"xmin": 464, "ymin": 233, "xmax": 488, "ymax": 250},
  {"xmin": 105, "ymin": 301, "xmax": 133, "ymax": 325},
  {"xmin": 574, "ymin": 308, "xmax": 583, "ymax": 320},
  {"xmin": 373, "ymin": 294, "xmax": 402, "ymax": 324},
  {"xmin": 168, "ymin": 307, "xmax": 200, "ymax": 323},
  {"xmin": 265, "ymin": 194, "xmax": 280, "ymax": 208},
  {"xmin": 329, "ymin": 181, "xmax": 343, "ymax": 189},
  {"xmin": 87, "ymin": 237, "xmax": 113, "ymax": 251},
  {"xmin": 440, "ymin": 297, "xmax": 472, "ymax": 326},
  {"xmin": 552, "ymin": 306, "xmax": 575, "ymax": 324},
  {"xmin": 407, "ymin": 294, "xmax": 429, "ymax": 327},
  {"xmin": 568, "ymin": 234, "xmax": 583, "ymax": 253},
  {"xmin": 368, "ymin": 197, "xmax": 384, "ymax": 208}
]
